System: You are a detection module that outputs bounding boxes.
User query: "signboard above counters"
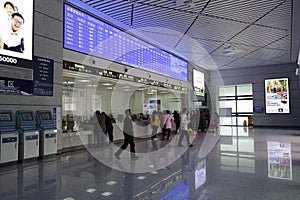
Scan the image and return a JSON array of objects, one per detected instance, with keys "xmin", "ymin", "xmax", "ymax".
[{"xmin": 63, "ymin": 60, "xmax": 188, "ymax": 92}]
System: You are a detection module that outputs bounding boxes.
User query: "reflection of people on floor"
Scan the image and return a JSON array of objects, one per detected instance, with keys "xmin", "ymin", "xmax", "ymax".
[{"xmin": 123, "ymin": 172, "xmax": 134, "ymax": 200}]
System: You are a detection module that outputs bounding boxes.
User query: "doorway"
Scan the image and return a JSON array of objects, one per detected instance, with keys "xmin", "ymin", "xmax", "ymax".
[{"xmin": 218, "ymin": 84, "xmax": 253, "ymax": 126}]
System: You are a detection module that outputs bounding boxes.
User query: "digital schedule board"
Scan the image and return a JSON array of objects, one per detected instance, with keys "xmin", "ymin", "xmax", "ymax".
[
  {"xmin": 0, "ymin": 0, "xmax": 33, "ymax": 69},
  {"xmin": 64, "ymin": 3, "xmax": 188, "ymax": 82},
  {"xmin": 265, "ymin": 78, "xmax": 289, "ymax": 114}
]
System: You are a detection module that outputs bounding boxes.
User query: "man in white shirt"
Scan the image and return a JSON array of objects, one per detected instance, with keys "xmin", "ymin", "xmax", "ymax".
[{"xmin": 178, "ymin": 108, "xmax": 193, "ymax": 147}]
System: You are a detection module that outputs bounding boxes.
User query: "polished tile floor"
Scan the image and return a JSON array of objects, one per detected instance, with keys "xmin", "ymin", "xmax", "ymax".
[{"xmin": 0, "ymin": 126, "xmax": 300, "ymax": 200}]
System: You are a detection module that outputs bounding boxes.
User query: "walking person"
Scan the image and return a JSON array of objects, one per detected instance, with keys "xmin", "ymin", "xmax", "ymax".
[
  {"xmin": 173, "ymin": 110, "xmax": 180, "ymax": 134},
  {"xmin": 114, "ymin": 109, "xmax": 138, "ymax": 160},
  {"xmin": 93, "ymin": 110, "xmax": 106, "ymax": 147},
  {"xmin": 178, "ymin": 108, "xmax": 193, "ymax": 147},
  {"xmin": 102, "ymin": 112, "xmax": 114, "ymax": 143},
  {"xmin": 150, "ymin": 110, "xmax": 159, "ymax": 140},
  {"xmin": 160, "ymin": 110, "xmax": 174, "ymax": 140}
]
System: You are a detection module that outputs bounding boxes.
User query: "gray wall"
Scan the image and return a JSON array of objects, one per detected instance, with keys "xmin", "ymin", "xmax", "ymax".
[
  {"xmin": 209, "ymin": 63, "xmax": 300, "ymax": 127},
  {"xmin": 0, "ymin": 0, "xmax": 63, "ymax": 113}
]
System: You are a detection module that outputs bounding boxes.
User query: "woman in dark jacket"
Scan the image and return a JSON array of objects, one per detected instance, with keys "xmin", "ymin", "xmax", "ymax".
[{"xmin": 102, "ymin": 112, "xmax": 114, "ymax": 143}]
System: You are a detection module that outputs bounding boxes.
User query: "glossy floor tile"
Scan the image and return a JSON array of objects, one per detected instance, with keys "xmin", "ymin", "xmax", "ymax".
[{"xmin": 0, "ymin": 126, "xmax": 300, "ymax": 200}]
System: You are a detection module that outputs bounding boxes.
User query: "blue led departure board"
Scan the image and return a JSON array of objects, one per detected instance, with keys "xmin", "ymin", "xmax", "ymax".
[{"xmin": 64, "ymin": 4, "xmax": 188, "ymax": 82}]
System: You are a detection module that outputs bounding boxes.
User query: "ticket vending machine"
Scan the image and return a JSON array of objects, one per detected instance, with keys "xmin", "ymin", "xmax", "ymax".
[
  {"xmin": 36, "ymin": 110, "xmax": 57, "ymax": 157},
  {"xmin": 16, "ymin": 110, "xmax": 39, "ymax": 161},
  {"xmin": 0, "ymin": 110, "xmax": 18, "ymax": 164}
]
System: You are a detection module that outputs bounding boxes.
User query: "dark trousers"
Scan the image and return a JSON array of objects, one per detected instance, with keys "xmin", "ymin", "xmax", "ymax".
[
  {"xmin": 178, "ymin": 130, "xmax": 191, "ymax": 146},
  {"xmin": 107, "ymin": 128, "xmax": 114, "ymax": 143},
  {"xmin": 115, "ymin": 133, "xmax": 135, "ymax": 156},
  {"xmin": 161, "ymin": 128, "xmax": 171, "ymax": 139},
  {"xmin": 151, "ymin": 125, "xmax": 159, "ymax": 139}
]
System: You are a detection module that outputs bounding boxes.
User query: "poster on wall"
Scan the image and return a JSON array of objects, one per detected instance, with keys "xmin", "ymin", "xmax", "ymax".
[
  {"xmin": 265, "ymin": 78, "xmax": 289, "ymax": 114},
  {"xmin": 193, "ymin": 69, "xmax": 205, "ymax": 97},
  {"xmin": 0, "ymin": 0, "xmax": 33, "ymax": 68},
  {"xmin": 267, "ymin": 141, "xmax": 292, "ymax": 180},
  {"xmin": 0, "ymin": 76, "xmax": 33, "ymax": 95}
]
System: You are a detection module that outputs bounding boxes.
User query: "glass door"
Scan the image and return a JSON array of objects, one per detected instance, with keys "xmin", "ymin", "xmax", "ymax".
[{"xmin": 218, "ymin": 84, "xmax": 253, "ymax": 126}]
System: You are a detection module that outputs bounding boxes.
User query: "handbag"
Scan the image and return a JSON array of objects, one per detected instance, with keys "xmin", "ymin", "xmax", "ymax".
[{"xmin": 163, "ymin": 123, "xmax": 166, "ymax": 129}]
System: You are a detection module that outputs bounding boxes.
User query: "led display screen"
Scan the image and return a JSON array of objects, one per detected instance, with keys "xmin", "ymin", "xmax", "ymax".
[
  {"xmin": 41, "ymin": 112, "xmax": 51, "ymax": 120},
  {"xmin": 0, "ymin": 113, "xmax": 12, "ymax": 121},
  {"xmin": 64, "ymin": 4, "xmax": 188, "ymax": 82},
  {"xmin": 193, "ymin": 69, "xmax": 204, "ymax": 96},
  {"xmin": 0, "ymin": 0, "xmax": 33, "ymax": 68},
  {"xmin": 265, "ymin": 78, "xmax": 289, "ymax": 114},
  {"xmin": 21, "ymin": 112, "xmax": 33, "ymax": 121}
]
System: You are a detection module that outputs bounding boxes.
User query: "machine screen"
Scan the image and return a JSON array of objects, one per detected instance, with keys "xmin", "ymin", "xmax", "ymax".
[
  {"xmin": 41, "ymin": 112, "xmax": 51, "ymax": 120},
  {"xmin": 0, "ymin": 113, "xmax": 12, "ymax": 121},
  {"xmin": 21, "ymin": 113, "xmax": 34, "ymax": 121}
]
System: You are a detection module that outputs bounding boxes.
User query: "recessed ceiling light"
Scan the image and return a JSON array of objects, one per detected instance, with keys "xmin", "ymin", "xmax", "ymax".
[
  {"xmin": 78, "ymin": 79, "xmax": 90, "ymax": 82},
  {"xmin": 102, "ymin": 83, "xmax": 113, "ymax": 86}
]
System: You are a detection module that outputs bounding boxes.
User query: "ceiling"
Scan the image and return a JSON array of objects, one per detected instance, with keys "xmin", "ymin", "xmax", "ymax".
[{"xmin": 80, "ymin": 0, "xmax": 300, "ymax": 71}]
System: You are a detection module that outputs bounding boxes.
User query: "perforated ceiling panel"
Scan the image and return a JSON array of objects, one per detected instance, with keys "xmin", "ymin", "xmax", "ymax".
[{"xmin": 81, "ymin": 0, "xmax": 297, "ymax": 70}]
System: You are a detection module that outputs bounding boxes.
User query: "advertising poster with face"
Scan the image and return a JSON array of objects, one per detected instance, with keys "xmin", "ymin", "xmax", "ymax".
[
  {"xmin": 0, "ymin": 0, "xmax": 33, "ymax": 68},
  {"xmin": 265, "ymin": 78, "xmax": 289, "ymax": 114}
]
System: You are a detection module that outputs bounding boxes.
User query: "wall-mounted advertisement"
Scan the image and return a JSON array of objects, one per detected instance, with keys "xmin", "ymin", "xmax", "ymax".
[
  {"xmin": 0, "ymin": 0, "xmax": 33, "ymax": 68},
  {"xmin": 267, "ymin": 141, "xmax": 292, "ymax": 180},
  {"xmin": 193, "ymin": 69, "xmax": 204, "ymax": 97},
  {"xmin": 265, "ymin": 78, "xmax": 289, "ymax": 114}
]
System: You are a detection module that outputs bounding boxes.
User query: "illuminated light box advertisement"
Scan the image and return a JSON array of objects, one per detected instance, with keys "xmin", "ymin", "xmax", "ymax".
[
  {"xmin": 0, "ymin": 0, "xmax": 33, "ymax": 68},
  {"xmin": 265, "ymin": 78, "xmax": 289, "ymax": 113},
  {"xmin": 64, "ymin": 3, "xmax": 188, "ymax": 82},
  {"xmin": 193, "ymin": 69, "xmax": 205, "ymax": 96},
  {"xmin": 267, "ymin": 141, "xmax": 292, "ymax": 180}
]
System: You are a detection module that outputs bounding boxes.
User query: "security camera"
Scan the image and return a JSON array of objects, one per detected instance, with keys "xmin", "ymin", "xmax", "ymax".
[{"xmin": 124, "ymin": 67, "xmax": 128, "ymax": 73}]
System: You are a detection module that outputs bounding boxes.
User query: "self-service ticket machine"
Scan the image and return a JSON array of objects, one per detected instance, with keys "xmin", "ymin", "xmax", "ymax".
[
  {"xmin": 0, "ymin": 110, "xmax": 18, "ymax": 164},
  {"xmin": 16, "ymin": 110, "xmax": 39, "ymax": 161},
  {"xmin": 36, "ymin": 110, "xmax": 57, "ymax": 157}
]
